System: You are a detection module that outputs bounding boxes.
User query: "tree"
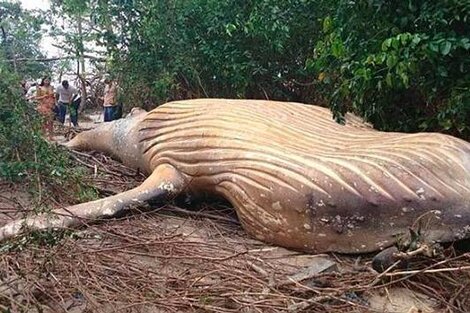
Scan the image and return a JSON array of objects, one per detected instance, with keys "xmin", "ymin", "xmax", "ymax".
[
  {"xmin": 49, "ymin": 0, "xmax": 470, "ymax": 140},
  {"xmin": 48, "ymin": 0, "xmax": 108, "ymax": 107},
  {"xmin": 0, "ymin": 1, "xmax": 48, "ymax": 77},
  {"xmin": 0, "ymin": 2, "xmax": 94, "ymax": 202},
  {"xmin": 308, "ymin": 0, "xmax": 470, "ymax": 138},
  {"xmin": 59, "ymin": 0, "xmax": 325, "ymax": 108}
]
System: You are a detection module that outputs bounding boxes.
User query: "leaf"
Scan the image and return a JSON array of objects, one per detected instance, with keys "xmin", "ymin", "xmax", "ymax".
[
  {"xmin": 305, "ymin": 58, "xmax": 314, "ymax": 70},
  {"xmin": 419, "ymin": 121, "xmax": 429, "ymax": 130},
  {"xmin": 461, "ymin": 38, "xmax": 470, "ymax": 50},
  {"xmin": 403, "ymin": 47, "xmax": 410, "ymax": 58},
  {"xmin": 225, "ymin": 23, "xmax": 236, "ymax": 37},
  {"xmin": 439, "ymin": 119, "xmax": 453, "ymax": 130},
  {"xmin": 382, "ymin": 38, "xmax": 392, "ymax": 51},
  {"xmin": 400, "ymin": 72, "xmax": 409, "ymax": 87},
  {"xmin": 385, "ymin": 72, "xmax": 393, "ymax": 87},
  {"xmin": 386, "ymin": 55, "xmax": 398, "ymax": 68},
  {"xmin": 331, "ymin": 38, "xmax": 344, "ymax": 58},
  {"xmin": 323, "ymin": 16, "xmax": 332, "ymax": 33},
  {"xmin": 411, "ymin": 35, "xmax": 421, "ymax": 45},
  {"xmin": 399, "ymin": 33, "xmax": 410, "ymax": 45},
  {"xmin": 428, "ymin": 42, "xmax": 440, "ymax": 53},
  {"xmin": 377, "ymin": 53, "xmax": 387, "ymax": 64},
  {"xmin": 440, "ymin": 41, "xmax": 452, "ymax": 55},
  {"xmin": 437, "ymin": 66, "xmax": 448, "ymax": 77}
]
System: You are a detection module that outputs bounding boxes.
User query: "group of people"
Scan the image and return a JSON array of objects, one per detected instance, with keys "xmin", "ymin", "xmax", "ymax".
[{"xmin": 25, "ymin": 76, "xmax": 122, "ymax": 140}]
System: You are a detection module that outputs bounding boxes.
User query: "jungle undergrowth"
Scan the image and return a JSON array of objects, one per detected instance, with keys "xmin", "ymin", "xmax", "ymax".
[{"xmin": 0, "ymin": 63, "xmax": 98, "ymax": 248}]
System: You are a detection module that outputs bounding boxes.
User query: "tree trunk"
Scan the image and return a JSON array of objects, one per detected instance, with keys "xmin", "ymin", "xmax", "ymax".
[{"xmin": 77, "ymin": 14, "xmax": 87, "ymax": 111}]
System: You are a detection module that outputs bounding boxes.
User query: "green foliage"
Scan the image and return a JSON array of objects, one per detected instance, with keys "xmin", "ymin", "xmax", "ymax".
[
  {"xmin": 308, "ymin": 0, "xmax": 470, "ymax": 137},
  {"xmin": 53, "ymin": 0, "xmax": 470, "ymax": 139},
  {"xmin": 0, "ymin": 62, "xmax": 61, "ymax": 182},
  {"xmin": 49, "ymin": 0, "xmax": 92, "ymax": 54},
  {"xmin": 0, "ymin": 228, "xmax": 76, "ymax": 253},
  {"xmin": 76, "ymin": 184, "xmax": 99, "ymax": 202},
  {"xmin": 83, "ymin": 0, "xmax": 322, "ymax": 107},
  {"xmin": 0, "ymin": 60, "xmax": 96, "ymax": 203},
  {"xmin": 0, "ymin": 5, "xmax": 99, "ymax": 251},
  {"xmin": 0, "ymin": 1, "xmax": 49, "ymax": 77}
]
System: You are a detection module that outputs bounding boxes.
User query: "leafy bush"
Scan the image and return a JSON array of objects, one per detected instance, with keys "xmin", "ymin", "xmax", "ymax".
[
  {"xmin": 0, "ymin": 61, "xmax": 94, "ymax": 203},
  {"xmin": 309, "ymin": 0, "xmax": 470, "ymax": 138},
  {"xmin": 88, "ymin": 0, "xmax": 323, "ymax": 108},
  {"xmin": 64, "ymin": 0, "xmax": 470, "ymax": 139}
]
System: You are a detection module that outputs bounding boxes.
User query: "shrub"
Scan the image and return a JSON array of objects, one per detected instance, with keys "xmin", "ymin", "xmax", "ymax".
[
  {"xmin": 0, "ymin": 61, "xmax": 95, "ymax": 203},
  {"xmin": 309, "ymin": 0, "xmax": 470, "ymax": 138}
]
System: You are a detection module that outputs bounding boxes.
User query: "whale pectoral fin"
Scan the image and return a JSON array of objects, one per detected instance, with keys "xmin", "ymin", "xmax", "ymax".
[{"xmin": 0, "ymin": 164, "xmax": 186, "ymax": 242}]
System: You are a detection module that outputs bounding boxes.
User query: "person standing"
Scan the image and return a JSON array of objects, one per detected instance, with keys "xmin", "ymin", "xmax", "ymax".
[
  {"xmin": 102, "ymin": 77, "xmax": 122, "ymax": 122},
  {"xmin": 35, "ymin": 76, "xmax": 55, "ymax": 140},
  {"xmin": 55, "ymin": 80, "xmax": 79, "ymax": 127}
]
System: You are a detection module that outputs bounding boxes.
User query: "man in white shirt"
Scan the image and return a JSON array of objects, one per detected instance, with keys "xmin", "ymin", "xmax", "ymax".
[{"xmin": 55, "ymin": 80, "xmax": 79, "ymax": 127}]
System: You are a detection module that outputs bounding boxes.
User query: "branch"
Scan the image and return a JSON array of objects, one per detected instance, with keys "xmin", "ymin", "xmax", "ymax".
[
  {"xmin": 1, "ymin": 55, "xmax": 106, "ymax": 63},
  {"xmin": 51, "ymin": 43, "xmax": 106, "ymax": 58}
]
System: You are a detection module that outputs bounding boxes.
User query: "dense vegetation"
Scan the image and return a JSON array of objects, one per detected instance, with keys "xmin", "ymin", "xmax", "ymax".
[
  {"xmin": 2, "ymin": 0, "xmax": 470, "ymax": 144},
  {"xmin": 312, "ymin": 1, "xmax": 470, "ymax": 137},
  {"xmin": 0, "ymin": 2, "xmax": 54, "ymax": 186},
  {"xmin": 0, "ymin": 2, "xmax": 95, "ymax": 205},
  {"xmin": 0, "ymin": 62, "xmax": 96, "ymax": 202},
  {"xmin": 70, "ymin": 0, "xmax": 468, "ymax": 138},
  {"xmin": 0, "ymin": 1, "xmax": 48, "ymax": 76}
]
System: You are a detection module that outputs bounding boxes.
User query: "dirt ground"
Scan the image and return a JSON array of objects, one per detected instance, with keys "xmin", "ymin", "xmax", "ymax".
[{"xmin": 1, "ymin": 111, "xmax": 469, "ymax": 313}]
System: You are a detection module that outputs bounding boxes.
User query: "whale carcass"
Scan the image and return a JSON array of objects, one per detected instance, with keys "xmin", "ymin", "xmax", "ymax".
[{"xmin": 1, "ymin": 99, "xmax": 470, "ymax": 254}]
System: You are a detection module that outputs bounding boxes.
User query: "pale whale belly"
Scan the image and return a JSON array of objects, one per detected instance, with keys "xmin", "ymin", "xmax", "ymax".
[{"xmin": 137, "ymin": 99, "xmax": 470, "ymax": 253}]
